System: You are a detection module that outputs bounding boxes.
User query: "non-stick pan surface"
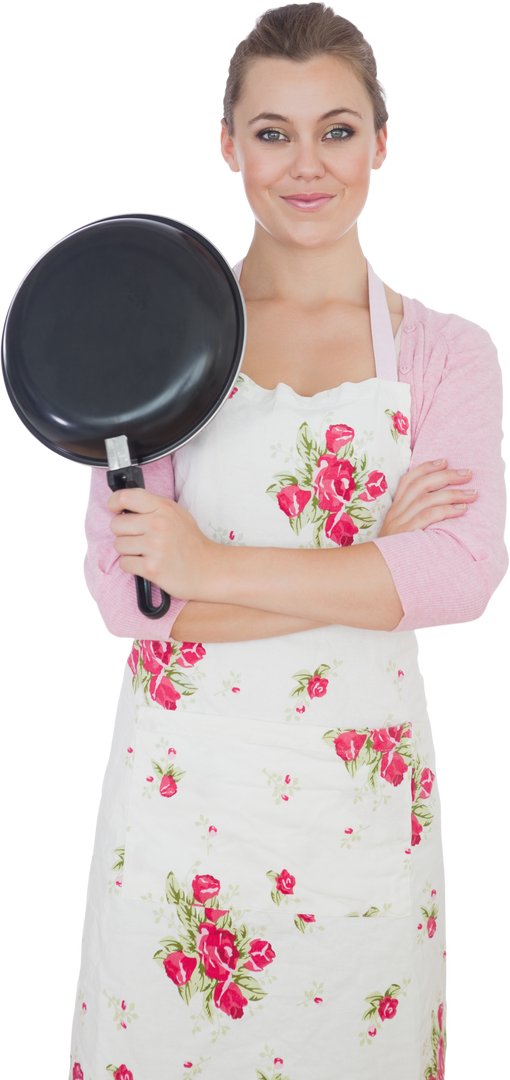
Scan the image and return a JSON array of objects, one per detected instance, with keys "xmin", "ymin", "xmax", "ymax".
[{"xmin": 2, "ymin": 214, "xmax": 246, "ymax": 466}]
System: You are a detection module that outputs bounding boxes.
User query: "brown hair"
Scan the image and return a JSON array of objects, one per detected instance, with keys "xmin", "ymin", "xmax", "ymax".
[{"xmin": 223, "ymin": 3, "xmax": 388, "ymax": 135}]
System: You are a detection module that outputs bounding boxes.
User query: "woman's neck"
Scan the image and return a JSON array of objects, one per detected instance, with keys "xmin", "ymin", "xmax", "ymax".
[{"xmin": 239, "ymin": 221, "xmax": 368, "ymax": 310}]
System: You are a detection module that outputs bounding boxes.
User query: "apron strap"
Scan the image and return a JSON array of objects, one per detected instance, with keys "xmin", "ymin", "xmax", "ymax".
[{"xmin": 367, "ymin": 260, "xmax": 399, "ymax": 382}]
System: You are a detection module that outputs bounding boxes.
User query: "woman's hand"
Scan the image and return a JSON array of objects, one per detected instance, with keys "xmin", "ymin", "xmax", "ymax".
[
  {"xmin": 379, "ymin": 458, "xmax": 478, "ymax": 538},
  {"xmin": 107, "ymin": 487, "xmax": 219, "ymax": 598}
]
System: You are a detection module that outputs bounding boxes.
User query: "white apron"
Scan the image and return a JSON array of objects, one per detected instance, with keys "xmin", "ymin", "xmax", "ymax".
[{"xmin": 70, "ymin": 263, "xmax": 446, "ymax": 1080}]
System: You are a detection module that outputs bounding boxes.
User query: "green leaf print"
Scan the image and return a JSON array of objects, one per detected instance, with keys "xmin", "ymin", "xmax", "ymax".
[
  {"xmin": 347, "ymin": 502, "xmax": 377, "ymax": 528},
  {"xmin": 296, "ymin": 422, "xmax": 319, "ymax": 465},
  {"xmin": 234, "ymin": 972, "xmax": 268, "ymax": 1001},
  {"xmin": 412, "ymin": 804, "xmax": 434, "ymax": 826},
  {"xmin": 165, "ymin": 871, "xmax": 184, "ymax": 905}
]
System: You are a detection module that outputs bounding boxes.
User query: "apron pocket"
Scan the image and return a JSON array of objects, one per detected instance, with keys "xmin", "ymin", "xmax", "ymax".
[{"xmin": 122, "ymin": 709, "xmax": 413, "ymax": 918}]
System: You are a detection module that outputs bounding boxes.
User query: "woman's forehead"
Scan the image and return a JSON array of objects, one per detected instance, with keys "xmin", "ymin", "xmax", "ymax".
[{"xmin": 237, "ymin": 55, "xmax": 370, "ymax": 119}]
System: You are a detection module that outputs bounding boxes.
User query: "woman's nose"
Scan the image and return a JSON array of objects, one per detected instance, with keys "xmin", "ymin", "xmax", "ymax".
[{"xmin": 289, "ymin": 141, "xmax": 326, "ymax": 182}]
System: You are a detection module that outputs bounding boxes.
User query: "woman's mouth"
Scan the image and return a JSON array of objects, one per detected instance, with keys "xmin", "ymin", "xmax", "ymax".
[{"xmin": 280, "ymin": 192, "xmax": 335, "ymax": 212}]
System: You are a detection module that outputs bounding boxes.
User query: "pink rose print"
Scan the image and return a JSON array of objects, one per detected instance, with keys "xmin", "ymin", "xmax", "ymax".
[
  {"xmin": 437, "ymin": 1036, "xmax": 445, "ymax": 1080},
  {"xmin": 297, "ymin": 914, "xmax": 315, "ymax": 923},
  {"xmin": 114, "ymin": 1069, "xmax": 133, "ymax": 1080},
  {"xmin": 325, "ymin": 510, "xmax": 359, "ymax": 546},
  {"xmin": 168, "ymin": 747, "xmax": 176, "ymax": 755},
  {"xmin": 427, "ymin": 915, "xmax": 437, "ymax": 938},
  {"xmin": 127, "ymin": 746, "xmax": 133, "ymax": 754},
  {"xmin": 196, "ymin": 924, "xmax": 239, "ymax": 980},
  {"xmin": 146, "ymin": 775, "xmax": 154, "ymax": 783},
  {"xmin": 281, "ymin": 794, "xmax": 289, "ymax": 801},
  {"xmin": 274, "ymin": 1059, "xmax": 284, "ymax": 1066},
  {"xmin": 393, "ymin": 411, "xmax": 409, "ymax": 435},
  {"xmin": 229, "ymin": 530, "xmax": 235, "ymax": 539},
  {"xmin": 192, "ymin": 874, "xmax": 221, "ymax": 904},
  {"xmin": 208, "ymin": 825, "xmax": 217, "ymax": 833},
  {"xmin": 314, "ymin": 455, "xmax": 356, "ymax": 511},
  {"xmin": 333, "ymin": 730, "xmax": 368, "ymax": 761},
  {"xmin": 411, "ymin": 771, "xmax": 416, "ymax": 801},
  {"xmin": 325, "ymin": 423, "xmax": 355, "ymax": 452},
  {"xmin": 419, "ymin": 767, "xmax": 435, "ymax": 799},
  {"xmin": 204, "ymin": 907, "xmax": 229, "ymax": 923},
  {"xmin": 431, "ymin": 889, "xmax": 437, "ymax": 898},
  {"xmin": 378, "ymin": 995, "xmax": 399, "ymax": 1020},
  {"xmin": 140, "ymin": 639, "xmax": 173, "ymax": 674},
  {"xmin": 359, "ymin": 470, "xmax": 388, "ymax": 502},
  {"xmin": 73, "ymin": 1066, "xmax": 84, "ymax": 1080},
  {"xmin": 314, "ymin": 996, "xmax": 323, "ymax": 1003},
  {"xmin": 228, "ymin": 386, "xmax": 238, "ymax": 398},
  {"xmin": 380, "ymin": 749, "xmax": 409, "ymax": 787},
  {"xmin": 284, "ymin": 774, "xmax": 291, "ymax": 784},
  {"xmin": 275, "ymin": 869, "xmax": 296, "ymax": 895},
  {"xmin": 81, "ymin": 1002, "xmax": 87, "ymax": 1013},
  {"xmin": 163, "ymin": 950, "xmax": 197, "ymax": 986},
  {"xmin": 127, "ymin": 645, "xmax": 139, "ymax": 675},
  {"xmin": 296, "ymin": 705, "xmax": 306, "ymax": 714},
  {"xmin": 344, "ymin": 827, "xmax": 353, "ymax": 834},
  {"xmin": 411, "ymin": 812, "xmax": 423, "ymax": 846},
  {"xmin": 438, "ymin": 1003, "xmax": 444, "ymax": 1031},
  {"xmin": 213, "ymin": 976, "xmax": 247, "ymax": 1019},
  {"xmin": 176, "ymin": 642, "xmax": 206, "ymax": 668},
  {"xmin": 232, "ymin": 686, "xmax": 240, "ymax": 693},
  {"xmin": 159, "ymin": 774, "xmax": 178, "ymax": 798},
  {"xmin": 121, "ymin": 1000, "xmax": 126, "ymax": 1011},
  {"xmin": 371, "ymin": 725, "xmax": 404, "ymax": 752},
  {"xmin": 244, "ymin": 938, "xmax": 276, "ymax": 971},
  {"xmin": 149, "ymin": 675, "xmax": 181, "ymax": 710},
  {"xmin": 417, "ymin": 923, "xmax": 423, "ymax": 930},
  {"xmin": 307, "ymin": 675, "xmax": 329, "ymax": 698},
  {"xmin": 398, "ymin": 669, "xmax": 404, "ymax": 679},
  {"xmin": 368, "ymin": 1027, "xmax": 377, "ymax": 1038},
  {"xmin": 277, "ymin": 484, "xmax": 312, "ymax": 518}
]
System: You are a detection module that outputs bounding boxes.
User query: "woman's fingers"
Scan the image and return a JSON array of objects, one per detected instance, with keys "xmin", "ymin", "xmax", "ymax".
[
  {"xmin": 391, "ymin": 487, "xmax": 477, "ymax": 526},
  {"xmin": 392, "ymin": 464, "xmax": 472, "ymax": 516},
  {"xmin": 378, "ymin": 455, "xmax": 479, "ymax": 538},
  {"xmin": 107, "ymin": 487, "xmax": 171, "ymax": 515},
  {"xmin": 389, "ymin": 501, "xmax": 471, "ymax": 534}
]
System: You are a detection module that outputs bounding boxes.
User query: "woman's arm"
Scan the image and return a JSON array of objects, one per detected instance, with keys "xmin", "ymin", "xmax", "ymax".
[{"xmin": 171, "ymin": 602, "xmax": 325, "ymax": 642}]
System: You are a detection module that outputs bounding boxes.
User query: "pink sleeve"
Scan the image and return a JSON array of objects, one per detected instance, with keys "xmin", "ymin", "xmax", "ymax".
[
  {"xmin": 374, "ymin": 319, "xmax": 508, "ymax": 630},
  {"xmin": 84, "ymin": 457, "xmax": 187, "ymax": 639}
]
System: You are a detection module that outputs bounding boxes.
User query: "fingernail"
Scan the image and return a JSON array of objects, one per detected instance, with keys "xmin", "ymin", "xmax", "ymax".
[
  {"xmin": 464, "ymin": 489, "xmax": 477, "ymax": 494},
  {"xmin": 457, "ymin": 469, "xmax": 471, "ymax": 475},
  {"xmin": 454, "ymin": 503, "xmax": 467, "ymax": 508},
  {"xmin": 432, "ymin": 458, "xmax": 445, "ymax": 465}
]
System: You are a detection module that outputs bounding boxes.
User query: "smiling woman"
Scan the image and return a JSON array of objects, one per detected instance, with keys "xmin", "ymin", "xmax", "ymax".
[{"xmin": 74, "ymin": 4, "xmax": 507, "ymax": 1080}]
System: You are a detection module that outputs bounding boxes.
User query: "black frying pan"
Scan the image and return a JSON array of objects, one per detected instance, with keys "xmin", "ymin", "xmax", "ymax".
[{"xmin": 2, "ymin": 214, "xmax": 246, "ymax": 617}]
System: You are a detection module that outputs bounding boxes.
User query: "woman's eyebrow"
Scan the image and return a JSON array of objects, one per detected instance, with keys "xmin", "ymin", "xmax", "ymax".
[{"xmin": 248, "ymin": 107, "xmax": 362, "ymax": 125}]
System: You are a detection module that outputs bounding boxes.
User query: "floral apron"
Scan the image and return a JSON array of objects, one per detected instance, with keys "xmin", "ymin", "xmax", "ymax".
[{"xmin": 70, "ymin": 262, "xmax": 446, "ymax": 1080}]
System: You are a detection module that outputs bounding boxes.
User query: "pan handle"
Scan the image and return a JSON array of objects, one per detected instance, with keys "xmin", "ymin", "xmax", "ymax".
[{"xmin": 106, "ymin": 462, "xmax": 171, "ymax": 620}]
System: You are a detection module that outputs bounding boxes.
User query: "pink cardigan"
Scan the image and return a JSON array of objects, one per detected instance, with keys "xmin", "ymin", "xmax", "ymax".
[{"xmin": 84, "ymin": 293, "xmax": 507, "ymax": 637}]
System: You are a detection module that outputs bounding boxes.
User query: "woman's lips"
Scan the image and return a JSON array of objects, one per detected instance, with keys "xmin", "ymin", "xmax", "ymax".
[{"xmin": 280, "ymin": 193, "xmax": 335, "ymax": 212}]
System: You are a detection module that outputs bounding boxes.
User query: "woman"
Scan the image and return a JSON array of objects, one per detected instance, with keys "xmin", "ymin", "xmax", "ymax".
[{"xmin": 73, "ymin": 5, "xmax": 507, "ymax": 1079}]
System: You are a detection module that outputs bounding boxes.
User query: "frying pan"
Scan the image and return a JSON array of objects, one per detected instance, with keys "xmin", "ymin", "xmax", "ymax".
[{"xmin": 2, "ymin": 214, "xmax": 246, "ymax": 618}]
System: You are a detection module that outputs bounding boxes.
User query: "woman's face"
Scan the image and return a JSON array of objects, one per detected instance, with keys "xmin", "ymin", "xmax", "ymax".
[{"xmin": 221, "ymin": 54, "xmax": 387, "ymax": 249}]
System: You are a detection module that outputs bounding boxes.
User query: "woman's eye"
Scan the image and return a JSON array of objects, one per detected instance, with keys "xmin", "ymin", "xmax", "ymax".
[
  {"xmin": 324, "ymin": 127, "xmax": 352, "ymax": 140},
  {"xmin": 256, "ymin": 128, "xmax": 288, "ymax": 142}
]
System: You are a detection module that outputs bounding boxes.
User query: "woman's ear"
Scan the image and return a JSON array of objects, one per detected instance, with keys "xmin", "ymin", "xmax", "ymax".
[
  {"xmin": 220, "ymin": 119, "xmax": 241, "ymax": 173},
  {"xmin": 372, "ymin": 123, "xmax": 388, "ymax": 171}
]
